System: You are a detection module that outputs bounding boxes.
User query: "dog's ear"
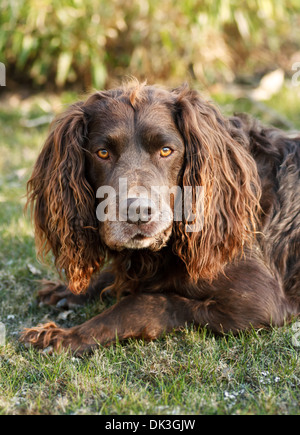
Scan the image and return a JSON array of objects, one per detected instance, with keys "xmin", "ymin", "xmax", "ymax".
[
  {"xmin": 26, "ymin": 97, "xmax": 105, "ymax": 294},
  {"xmin": 172, "ymin": 85, "xmax": 261, "ymax": 282}
]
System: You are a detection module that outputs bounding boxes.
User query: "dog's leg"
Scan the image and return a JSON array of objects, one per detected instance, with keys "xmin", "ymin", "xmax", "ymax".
[
  {"xmin": 20, "ymin": 288, "xmax": 292, "ymax": 356},
  {"xmin": 20, "ymin": 293, "xmax": 195, "ymax": 354},
  {"xmin": 21, "ymin": 258, "xmax": 295, "ymax": 355}
]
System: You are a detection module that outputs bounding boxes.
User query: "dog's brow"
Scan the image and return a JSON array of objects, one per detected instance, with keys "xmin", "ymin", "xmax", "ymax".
[
  {"xmin": 140, "ymin": 129, "xmax": 182, "ymax": 148},
  {"xmin": 89, "ymin": 128, "xmax": 128, "ymax": 144},
  {"xmin": 106, "ymin": 131, "xmax": 127, "ymax": 143}
]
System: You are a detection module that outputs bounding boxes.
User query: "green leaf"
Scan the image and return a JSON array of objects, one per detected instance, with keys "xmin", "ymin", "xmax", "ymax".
[
  {"xmin": 92, "ymin": 60, "xmax": 107, "ymax": 89},
  {"xmin": 56, "ymin": 52, "xmax": 73, "ymax": 87}
]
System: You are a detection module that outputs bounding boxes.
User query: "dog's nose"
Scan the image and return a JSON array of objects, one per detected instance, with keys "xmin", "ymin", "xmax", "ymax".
[{"xmin": 119, "ymin": 197, "xmax": 155, "ymax": 224}]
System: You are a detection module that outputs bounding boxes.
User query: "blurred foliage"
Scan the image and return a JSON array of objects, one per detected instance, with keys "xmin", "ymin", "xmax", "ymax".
[{"xmin": 0, "ymin": 0, "xmax": 300, "ymax": 90}]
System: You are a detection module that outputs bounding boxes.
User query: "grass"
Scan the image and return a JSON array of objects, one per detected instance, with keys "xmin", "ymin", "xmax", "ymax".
[{"xmin": 0, "ymin": 87, "xmax": 299, "ymax": 415}]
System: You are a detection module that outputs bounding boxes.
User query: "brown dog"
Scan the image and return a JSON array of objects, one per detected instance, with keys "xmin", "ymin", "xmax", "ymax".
[{"xmin": 21, "ymin": 81, "xmax": 300, "ymax": 354}]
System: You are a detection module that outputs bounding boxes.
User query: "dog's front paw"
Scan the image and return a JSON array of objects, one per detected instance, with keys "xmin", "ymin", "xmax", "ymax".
[
  {"xmin": 37, "ymin": 280, "xmax": 83, "ymax": 309},
  {"xmin": 20, "ymin": 322, "xmax": 96, "ymax": 355},
  {"xmin": 20, "ymin": 322, "xmax": 68, "ymax": 353}
]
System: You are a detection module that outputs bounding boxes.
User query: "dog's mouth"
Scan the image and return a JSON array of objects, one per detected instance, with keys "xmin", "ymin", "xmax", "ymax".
[
  {"xmin": 132, "ymin": 234, "xmax": 150, "ymax": 241},
  {"xmin": 123, "ymin": 230, "xmax": 166, "ymax": 250},
  {"xmin": 101, "ymin": 222, "xmax": 173, "ymax": 251}
]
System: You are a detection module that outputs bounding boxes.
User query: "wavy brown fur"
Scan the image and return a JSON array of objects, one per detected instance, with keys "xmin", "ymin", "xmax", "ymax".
[
  {"xmin": 172, "ymin": 85, "xmax": 261, "ymax": 281},
  {"xmin": 26, "ymin": 100, "xmax": 105, "ymax": 293}
]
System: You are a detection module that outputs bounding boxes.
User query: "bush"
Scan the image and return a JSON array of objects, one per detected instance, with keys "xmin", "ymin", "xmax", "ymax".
[{"xmin": 1, "ymin": 0, "xmax": 300, "ymax": 90}]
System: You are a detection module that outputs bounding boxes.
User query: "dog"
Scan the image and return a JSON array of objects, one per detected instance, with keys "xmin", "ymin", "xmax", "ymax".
[{"xmin": 21, "ymin": 81, "xmax": 300, "ymax": 354}]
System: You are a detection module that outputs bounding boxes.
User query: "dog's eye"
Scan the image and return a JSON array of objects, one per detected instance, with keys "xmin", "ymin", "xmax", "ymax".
[
  {"xmin": 97, "ymin": 149, "xmax": 109, "ymax": 159},
  {"xmin": 160, "ymin": 147, "xmax": 172, "ymax": 158}
]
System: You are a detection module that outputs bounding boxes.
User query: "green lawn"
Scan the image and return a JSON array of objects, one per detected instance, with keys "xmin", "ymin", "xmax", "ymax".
[{"xmin": 0, "ymin": 88, "xmax": 299, "ymax": 415}]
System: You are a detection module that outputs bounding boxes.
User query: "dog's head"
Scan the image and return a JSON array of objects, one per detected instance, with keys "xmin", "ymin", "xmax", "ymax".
[
  {"xmin": 27, "ymin": 81, "xmax": 260, "ymax": 293},
  {"xmin": 85, "ymin": 83, "xmax": 185, "ymax": 252}
]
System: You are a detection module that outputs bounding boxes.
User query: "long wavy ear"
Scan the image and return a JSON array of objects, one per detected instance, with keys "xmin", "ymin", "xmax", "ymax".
[
  {"xmin": 26, "ymin": 99, "xmax": 105, "ymax": 294},
  {"xmin": 172, "ymin": 85, "xmax": 261, "ymax": 281}
]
